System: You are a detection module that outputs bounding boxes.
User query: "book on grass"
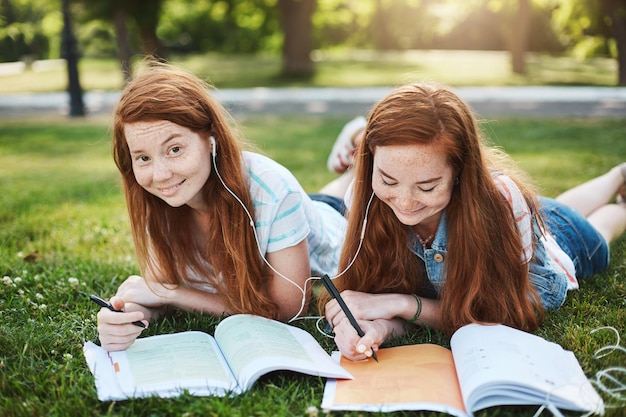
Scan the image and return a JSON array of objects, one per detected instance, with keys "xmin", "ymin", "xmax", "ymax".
[
  {"xmin": 321, "ymin": 323, "xmax": 604, "ymax": 416},
  {"xmin": 83, "ymin": 314, "xmax": 352, "ymax": 401}
]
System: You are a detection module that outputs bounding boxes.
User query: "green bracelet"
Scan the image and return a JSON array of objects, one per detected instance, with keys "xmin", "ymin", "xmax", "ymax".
[{"xmin": 408, "ymin": 294, "xmax": 422, "ymax": 323}]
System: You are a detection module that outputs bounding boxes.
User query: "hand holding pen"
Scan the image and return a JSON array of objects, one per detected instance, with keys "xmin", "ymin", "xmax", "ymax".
[
  {"xmin": 320, "ymin": 274, "xmax": 378, "ymax": 362},
  {"xmin": 89, "ymin": 294, "xmax": 147, "ymax": 328}
]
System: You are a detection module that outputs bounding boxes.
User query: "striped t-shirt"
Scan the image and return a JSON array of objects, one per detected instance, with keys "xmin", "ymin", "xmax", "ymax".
[
  {"xmin": 493, "ymin": 173, "xmax": 578, "ymax": 289},
  {"xmin": 244, "ymin": 152, "xmax": 347, "ymax": 276}
]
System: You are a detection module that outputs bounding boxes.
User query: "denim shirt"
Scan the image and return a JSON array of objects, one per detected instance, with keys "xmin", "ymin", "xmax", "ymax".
[{"xmin": 408, "ymin": 211, "xmax": 569, "ymax": 310}]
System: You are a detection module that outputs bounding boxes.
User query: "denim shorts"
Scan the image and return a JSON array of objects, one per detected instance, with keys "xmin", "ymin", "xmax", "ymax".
[
  {"xmin": 309, "ymin": 193, "xmax": 347, "ymax": 216},
  {"xmin": 539, "ymin": 196, "xmax": 609, "ymax": 280}
]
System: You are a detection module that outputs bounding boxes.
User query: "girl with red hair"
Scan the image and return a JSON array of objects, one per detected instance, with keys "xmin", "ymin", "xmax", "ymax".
[
  {"xmin": 96, "ymin": 61, "xmax": 347, "ymax": 351},
  {"xmin": 320, "ymin": 82, "xmax": 626, "ymax": 361}
]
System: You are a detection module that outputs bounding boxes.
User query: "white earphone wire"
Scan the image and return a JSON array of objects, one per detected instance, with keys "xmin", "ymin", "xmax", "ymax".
[{"xmin": 210, "ymin": 136, "xmax": 373, "ymax": 323}]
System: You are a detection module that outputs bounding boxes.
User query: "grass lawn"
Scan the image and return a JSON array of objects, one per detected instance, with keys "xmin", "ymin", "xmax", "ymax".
[
  {"xmin": 1, "ymin": 114, "xmax": 625, "ymax": 417},
  {"xmin": 0, "ymin": 49, "xmax": 619, "ymax": 94}
]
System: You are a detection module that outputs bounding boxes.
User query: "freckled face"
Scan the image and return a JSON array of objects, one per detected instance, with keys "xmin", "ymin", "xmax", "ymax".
[
  {"xmin": 124, "ymin": 120, "xmax": 212, "ymax": 211},
  {"xmin": 371, "ymin": 143, "xmax": 455, "ymax": 230}
]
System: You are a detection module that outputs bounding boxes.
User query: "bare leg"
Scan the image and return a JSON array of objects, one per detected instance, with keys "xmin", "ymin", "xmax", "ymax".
[
  {"xmin": 326, "ymin": 116, "xmax": 366, "ymax": 174},
  {"xmin": 556, "ymin": 164, "xmax": 624, "ymax": 216},
  {"xmin": 319, "ymin": 170, "xmax": 354, "ymax": 198},
  {"xmin": 587, "ymin": 204, "xmax": 626, "ymax": 243},
  {"xmin": 556, "ymin": 163, "xmax": 626, "ymax": 243},
  {"xmin": 320, "ymin": 119, "xmax": 366, "ymax": 199}
]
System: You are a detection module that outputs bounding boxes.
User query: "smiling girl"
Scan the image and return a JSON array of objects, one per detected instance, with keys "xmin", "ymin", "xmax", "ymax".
[
  {"xmin": 96, "ymin": 61, "xmax": 347, "ymax": 351},
  {"xmin": 319, "ymin": 82, "xmax": 626, "ymax": 361}
]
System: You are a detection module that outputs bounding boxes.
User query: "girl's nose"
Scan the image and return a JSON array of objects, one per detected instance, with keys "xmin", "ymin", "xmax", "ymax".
[
  {"xmin": 396, "ymin": 188, "xmax": 418, "ymax": 210},
  {"xmin": 152, "ymin": 159, "xmax": 172, "ymax": 181}
]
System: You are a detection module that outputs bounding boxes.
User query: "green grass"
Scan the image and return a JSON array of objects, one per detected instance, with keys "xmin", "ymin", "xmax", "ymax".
[
  {"xmin": 1, "ymin": 115, "xmax": 625, "ymax": 417},
  {"xmin": 0, "ymin": 49, "xmax": 619, "ymax": 94}
]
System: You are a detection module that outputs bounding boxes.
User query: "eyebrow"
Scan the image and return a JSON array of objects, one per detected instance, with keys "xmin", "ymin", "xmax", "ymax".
[
  {"xmin": 129, "ymin": 134, "xmax": 180, "ymax": 156},
  {"xmin": 377, "ymin": 167, "xmax": 441, "ymax": 184}
]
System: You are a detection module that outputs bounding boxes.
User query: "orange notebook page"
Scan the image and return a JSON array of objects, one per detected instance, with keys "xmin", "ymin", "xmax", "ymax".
[{"xmin": 333, "ymin": 344, "xmax": 466, "ymax": 412}]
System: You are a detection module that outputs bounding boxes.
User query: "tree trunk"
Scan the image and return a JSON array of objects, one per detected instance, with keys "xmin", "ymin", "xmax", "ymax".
[
  {"xmin": 61, "ymin": 0, "xmax": 85, "ymax": 117},
  {"xmin": 372, "ymin": 0, "xmax": 393, "ymax": 50},
  {"xmin": 278, "ymin": 0, "xmax": 316, "ymax": 76},
  {"xmin": 1, "ymin": 0, "xmax": 15, "ymax": 24},
  {"xmin": 602, "ymin": 0, "xmax": 626, "ymax": 85},
  {"xmin": 510, "ymin": 0, "xmax": 531, "ymax": 75},
  {"xmin": 128, "ymin": 0, "xmax": 167, "ymax": 60},
  {"xmin": 113, "ymin": 7, "xmax": 132, "ymax": 83}
]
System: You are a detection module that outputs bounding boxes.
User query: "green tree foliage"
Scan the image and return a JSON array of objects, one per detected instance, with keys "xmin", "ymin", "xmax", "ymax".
[
  {"xmin": 158, "ymin": 0, "xmax": 279, "ymax": 53},
  {"xmin": 549, "ymin": 0, "xmax": 626, "ymax": 84},
  {"xmin": 311, "ymin": 0, "xmax": 562, "ymax": 53},
  {"xmin": 2, "ymin": 0, "xmax": 623, "ymax": 85},
  {"xmin": 73, "ymin": 0, "xmax": 166, "ymax": 57},
  {"xmin": 550, "ymin": 0, "xmax": 613, "ymax": 58},
  {"xmin": 0, "ymin": 0, "xmax": 594, "ymax": 61},
  {"xmin": 435, "ymin": 0, "xmax": 561, "ymax": 52},
  {"xmin": 0, "ymin": 0, "xmax": 62, "ymax": 61}
]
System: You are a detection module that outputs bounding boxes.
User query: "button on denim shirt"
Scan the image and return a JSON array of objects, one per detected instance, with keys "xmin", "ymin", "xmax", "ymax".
[{"xmin": 409, "ymin": 211, "xmax": 569, "ymax": 310}]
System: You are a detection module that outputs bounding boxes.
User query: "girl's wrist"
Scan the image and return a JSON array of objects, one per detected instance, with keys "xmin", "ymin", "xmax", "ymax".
[
  {"xmin": 407, "ymin": 294, "xmax": 422, "ymax": 323},
  {"xmin": 161, "ymin": 283, "xmax": 183, "ymax": 307},
  {"xmin": 390, "ymin": 293, "xmax": 420, "ymax": 321},
  {"xmin": 373, "ymin": 317, "xmax": 407, "ymax": 343}
]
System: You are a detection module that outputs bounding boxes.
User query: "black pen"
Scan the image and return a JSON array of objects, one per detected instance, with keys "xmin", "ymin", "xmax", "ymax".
[
  {"xmin": 89, "ymin": 294, "xmax": 146, "ymax": 328},
  {"xmin": 320, "ymin": 274, "xmax": 378, "ymax": 362}
]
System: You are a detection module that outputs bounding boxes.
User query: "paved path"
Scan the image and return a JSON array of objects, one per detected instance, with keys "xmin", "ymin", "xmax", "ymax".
[{"xmin": 1, "ymin": 86, "xmax": 626, "ymax": 118}]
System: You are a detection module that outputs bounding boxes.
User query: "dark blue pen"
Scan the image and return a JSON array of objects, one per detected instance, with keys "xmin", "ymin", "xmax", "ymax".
[
  {"xmin": 320, "ymin": 274, "xmax": 378, "ymax": 362},
  {"xmin": 89, "ymin": 294, "xmax": 146, "ymax": 328}
]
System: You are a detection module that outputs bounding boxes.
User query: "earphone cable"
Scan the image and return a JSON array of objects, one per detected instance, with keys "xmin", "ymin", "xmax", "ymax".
[{"xmin": 210, "ymin": 140, "xmax": 373, "ymax": 322}]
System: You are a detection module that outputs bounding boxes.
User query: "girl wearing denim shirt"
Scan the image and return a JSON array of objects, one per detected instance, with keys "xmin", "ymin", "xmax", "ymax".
[{"xmin": 319, "ymin": 83, "xmax": 626, "ymax": 362}]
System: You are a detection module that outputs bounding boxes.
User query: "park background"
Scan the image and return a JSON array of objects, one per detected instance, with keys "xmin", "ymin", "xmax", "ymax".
[{"xmin": 1, "ymin": 1, "xmax": 626, "ymax": 416}]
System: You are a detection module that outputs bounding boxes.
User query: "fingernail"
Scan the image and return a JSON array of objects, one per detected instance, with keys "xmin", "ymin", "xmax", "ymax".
[
  {"xmin": 356, "ymin": 344, "xmax": 366, "ymax": 353},
  {"xmin": 364, "ymin": 349, "xmax": 372, "ymax": 357}
]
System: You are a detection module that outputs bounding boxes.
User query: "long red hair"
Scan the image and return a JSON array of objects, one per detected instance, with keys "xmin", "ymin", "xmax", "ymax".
[
  {"xmin": 319, "ymin": 82, "xmax": 544, "ymax": 334},
  {"xmin": 112, "ymin": 60, "xmax": 279, "ymax": 319}
]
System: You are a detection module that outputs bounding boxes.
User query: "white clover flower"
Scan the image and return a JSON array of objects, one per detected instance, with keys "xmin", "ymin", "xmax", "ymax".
[
  {"xmin": 67, "ymin": 277, "xmax": 79, "ymax": 287},
  {"xmin": 305, "ymin": 406, "xmax": 318, "ymax": 417},
  {"xmin": 35, "ymin": 293, "xmax": 44, "ymax": 300},
  {"xmin": 63, "ymin": 353, "xmax": 73, "ymax": 362},
  {"xmin": 38, "ymin": 304, "xmax": 47, "ymax": 310},
  {"xmin": 13, "ymin": 277, "xmax": 22, "ymax": 284},
  {"xmin": 2, "ymin": 276, "xmax": 11, "ymax": 286}
]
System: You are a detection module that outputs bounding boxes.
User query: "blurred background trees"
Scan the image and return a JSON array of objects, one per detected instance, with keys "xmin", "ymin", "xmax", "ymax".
[{"xmin": 1, "ymin": 0, "xmax": 625, "ymax": 85}]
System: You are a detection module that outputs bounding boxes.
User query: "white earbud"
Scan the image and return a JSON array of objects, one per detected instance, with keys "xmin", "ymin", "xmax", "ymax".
[{"xmin": 210, "ymin": 136, "xmax": 217, "ymax": 157}]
